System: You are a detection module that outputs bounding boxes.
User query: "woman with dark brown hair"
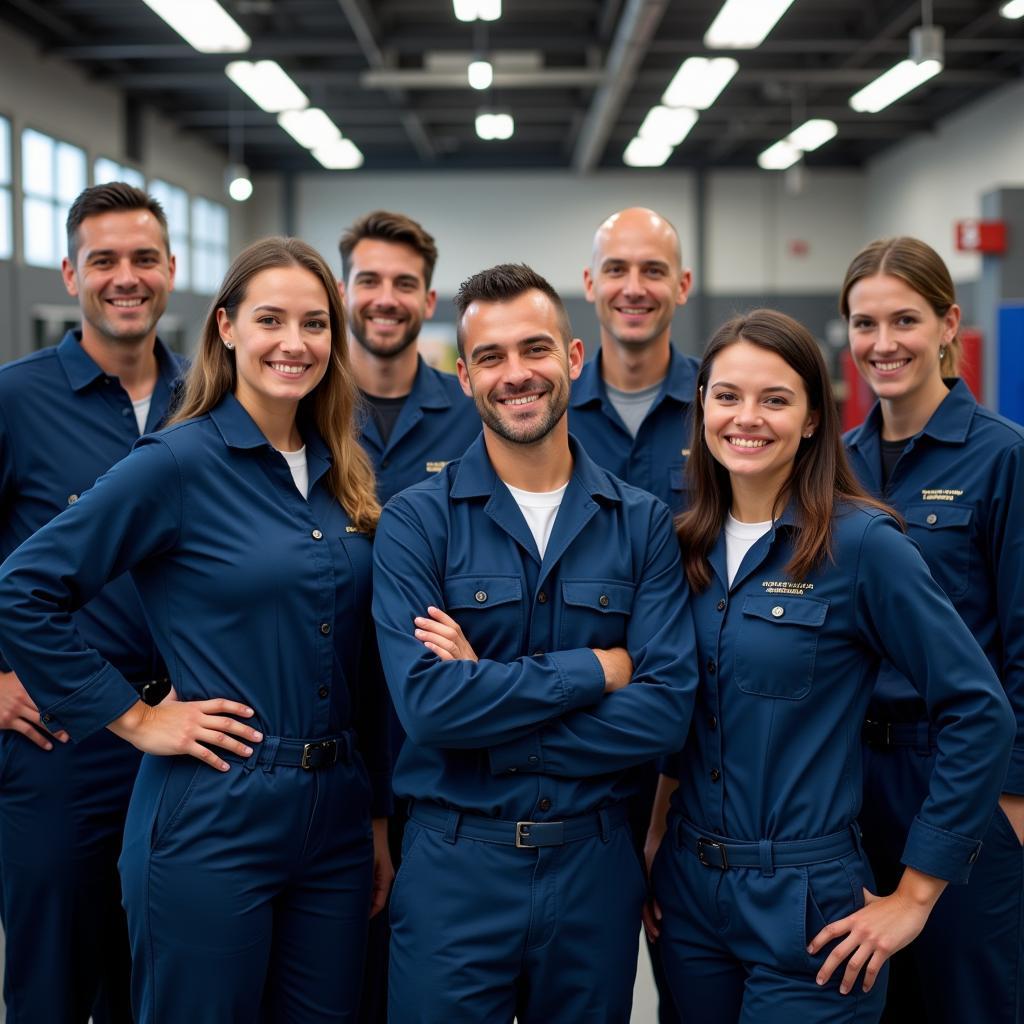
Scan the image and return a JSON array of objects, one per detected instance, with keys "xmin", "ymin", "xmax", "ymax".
[
  {"xmin": 0, "ymin": 237, "xmax": 391, "ymax": 1021},
  {"xmin": 643, "ymin": 308, "xmax": 1012, "ymax": 1023},
  {"xmin": 842, "ymin": 237, "xmax": 1024, "ymax": 1023}
]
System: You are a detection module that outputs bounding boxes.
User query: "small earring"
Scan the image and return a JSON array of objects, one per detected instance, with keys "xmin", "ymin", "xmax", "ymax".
[
  {"xmin": 224, "ymin": 342, "xmax": 234, "ymax": 351},
  {"xmin": 803, "ymin": 431, "xmax": 813, "ymax": 438},
  {"xmin": 938, "ymin": 345, "xmax": 947, "ymax": 360}
]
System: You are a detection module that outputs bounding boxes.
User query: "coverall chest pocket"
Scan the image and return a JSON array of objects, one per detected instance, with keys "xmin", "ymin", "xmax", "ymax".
[
  {"xmin": 905, "ymin": 503, "xmax": 973, "ymax": 599},
  {"xmin": 668, "ymin": 462, "xmax": 689, "ymax": 512},
  {"xmin": 443, "ymin": 575, "xmax": 523, "ymax": 658},
  {"xmin": 734, "ymin": 595, "xmax": 829, "ymax": 699},
  {"xmin": 559, "ymin": 579, "xmax": 635, "ymax": 649}
]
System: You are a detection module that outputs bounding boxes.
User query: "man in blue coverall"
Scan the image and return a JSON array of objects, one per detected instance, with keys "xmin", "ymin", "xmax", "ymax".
[
  {"xmin": 0, "ymin": 182, "xmax": 181, "ymax": 1022},
  {"xmin": 372, "ymin": 263, "xmax": 699, "ymax": 1022},
  {"xmin": 340, "ymin": 210, "xmax": 480, "ymax": 1024},
  {"xmin": 571, "ymin": 207, "xmax": 700, "ymax": 1023}
]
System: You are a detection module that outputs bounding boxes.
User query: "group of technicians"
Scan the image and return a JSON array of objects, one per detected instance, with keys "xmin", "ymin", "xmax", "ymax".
[{"xmin": 0, "ymin": 183, "xmax": 1019, "ymax": 1024}]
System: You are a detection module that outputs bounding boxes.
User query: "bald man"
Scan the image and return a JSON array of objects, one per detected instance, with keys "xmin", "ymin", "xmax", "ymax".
[
  {"xmin": 569, "ymin": 206, "xmax": 698, "ymax": 516},
  {"xmin": 568, "ymin": 208, "xmax": 698, "ymax": 1024}
]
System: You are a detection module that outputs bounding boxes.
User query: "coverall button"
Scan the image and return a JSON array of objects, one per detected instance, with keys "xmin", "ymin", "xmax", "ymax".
[
  {"xmin": 67, "ymin": 494, "xmax": 78, "ymax": 505},
  {"xmin": 716, "ymin": 599, "xmax": 725, "ymax": 611},
  {"xmin": 318, "ymin": 685, "xmax": 329, "ymax": 698},
  {"xmin": 771, "ymin": 605, "xmax": 785, "ymax": 618},
  {"xmin": 122, "ymin": 407, "xmax": 131, "ymax": 416},
  {"xmin": 710, "ymin": 768, "xmax": 721, "ymax": 782},
  {"xmin": 538, "ymin": 798, "xmax": 552, "ymax": 811},
  {"xmin": 537, "ymin": 591, "xmax": 547, "ymax": 603},
  {"xmin": 533, "ymin": 651, "xmax": 544, "ymax": 657},
  {"xmin": 528, "ymin": 755, "xmax": 539, "ymax": 764},
  {"xmin": 926, "ymin": 513, "xmax": 938, "ymax": 525},
  {"xmin": 474, "ymin": 590, "xmax": 487, "ymax": 603},
  {"xmin": 598, "ymin": 594, "xmax": 609, "ymax": 607},
  {"xmin": 42, "ymin": 714, "xmax": 52, "ymax": 723},
  {"xmin": 708, "ymin": 715, "xmax": 718, "ymax": 730},
  {"xmin": 311, "ymin": 529, "xmax": 323, "ymax": 540},
  {"xmin": 507, "ymin": 768, "xmax": 518, "ymax": 773},
  {"xmin": 319, "ymin": 622, "xmax": 331, "ymax": 635},
  {"xmin": 706, "ymin": 658, "xmax": 716, "ymax": 674}
]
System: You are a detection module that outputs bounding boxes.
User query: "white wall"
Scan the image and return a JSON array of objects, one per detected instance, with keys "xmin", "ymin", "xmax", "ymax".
[
  {"xmin": 865, "ymin": 78, "xmax": 1024, "ymax": 284},
  {"xmin": 295, "ymin": 170, "xmax": 697, "ymax": 295},
  {"xmin": 707, "ymin": 170, "xmax": 865, "ymax": 294}
]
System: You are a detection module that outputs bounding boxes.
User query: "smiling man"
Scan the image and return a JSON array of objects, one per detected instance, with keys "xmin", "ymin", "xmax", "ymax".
[
  {"xmin": 0, "ymin": 183, "xmax": 183, "ymax": 1023},
  {"xmin": 339, "ymin": 211, "xmax": 479, "ymax": 506},
  {"xmin": 372, "ymin": 263, "xmax": 698, "ymax": 1023}
]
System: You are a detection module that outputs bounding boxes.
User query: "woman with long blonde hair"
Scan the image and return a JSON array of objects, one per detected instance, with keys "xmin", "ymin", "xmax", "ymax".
[{"xmin": 0, "ymin": 236, "xmax": 392, "ymax": 1021}]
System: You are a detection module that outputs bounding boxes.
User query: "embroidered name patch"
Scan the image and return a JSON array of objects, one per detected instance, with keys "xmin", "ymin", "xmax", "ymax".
[
  {"xmin": 761, "ymin": 580, "xmax": 814, "ymax": 595},
  {"xmin": 920, "ymin": 488, "xmax": 963, "ymax": 501},
  {"xmin": 425, "ymin": 460, "xmax": 448, "ymax": 473}
]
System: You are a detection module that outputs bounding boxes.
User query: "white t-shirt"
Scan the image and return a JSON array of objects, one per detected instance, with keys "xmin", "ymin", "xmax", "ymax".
[
  {"xmin": 132, "ymin": 393, "xmax": 152, "ymax": 434},
  {"xmin": 724, "ymin": 513, "xmax": 772, "ymax": 586},
  {"xmin": 278, "ymin": 445, "xmax": 309, "ymax": 499},
  {"xmin": 505, "ymin": 482, "xmax": 569, "ymax": 559}
]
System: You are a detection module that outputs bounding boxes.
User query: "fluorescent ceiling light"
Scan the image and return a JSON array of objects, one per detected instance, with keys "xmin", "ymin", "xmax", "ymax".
[
  {"xmin": 638, "ymin": 106, "xmax": 698, "ymax": 147},
  {"xmin": 313, "ymin": 138, "xmax": 364, "ymax": 170},
  {"xmin": 662, "ymin": 57, "xmax": 738, "ymax": 111},
  {"xmin": 1000, "ymin": 0, "xmax": 1024, "ymax": 17},
  {"xmin": 141, "ymin": 0, "xmax": 249, "ymax": 53},
  {"xmin": 786, "ymin": 118, "xmax": 837, "ymax": 152},
  {"xmin": 277, "ymin": 108, "xmax": 342, "ymax": 149},
  {"xmin": 468, "ymin": 60, "xmax": 493, "ymax": 90},
  {"xmin": 475, "ymin": 112, "xmax": 514, "ymax": 140},
  {"xmin": 453, "ymin": 0, "xmax": 501, "ymax": 21},
  {"xmin": 704, "ymin": 0, "xmax": 797, "ymax": 49},
  {"xmin": 849, "ymin": 58, "xmax": 942, "ymax": 114},
  {"xmin": 623, "ymin": 137, "xmax": 672, "ymax": 168},
  {"xmin": 226, "ymin": 61, "xmax": 308, "ymax": 113},
  {"xmin": 758, "ymin": 139, "xmax": 801, "ymax": 170}
]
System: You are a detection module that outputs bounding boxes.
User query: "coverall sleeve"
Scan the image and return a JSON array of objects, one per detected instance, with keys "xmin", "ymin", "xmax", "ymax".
[
  {"xmin": 855, "ymin": 514, "xmax": 1014, "ymax": 884},
  {"xmin": 372, "ymin": 497, "xmax": 606, "ymax": 749},
  {"xmin": 353, "ymin": 608, "xmax": 394, "ymax": 818},
  {"xmin": 0, "ymin": 403, "xmax": 15, "ymax": 674},
  {"xmin": 0, "ymin": 439, "xmax": 182, "ymax": 739},
  {"xmin": 486, "ymin": 502, "xmax": 698, "ymax": 776},
  {"xmin": 988, "ymin": 443, "xmax": 1024, "ymax": 794}
]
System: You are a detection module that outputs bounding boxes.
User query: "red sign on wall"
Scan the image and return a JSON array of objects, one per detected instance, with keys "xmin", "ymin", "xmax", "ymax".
[{"xmin": 955, "ymin": 220, "xmax": 1007, "ymax": 254}]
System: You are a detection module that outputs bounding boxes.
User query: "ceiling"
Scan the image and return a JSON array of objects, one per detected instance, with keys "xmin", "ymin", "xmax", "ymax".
[{"xmin": 3, "ymin": 0, "xmax": 1023, "ymax": 173}]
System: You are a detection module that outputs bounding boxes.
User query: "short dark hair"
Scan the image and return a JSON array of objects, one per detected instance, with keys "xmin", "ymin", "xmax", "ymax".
[
  {"xmin": 338, "ymin": 210, "xmax": 438, "ymax": 287},
  {"xmin": 453, "ymin": 263, "xmax": 573, "ymax": 359},
  {"xmin": 66, "ymin": 182, "xmax": 170, "ymax": 263}
]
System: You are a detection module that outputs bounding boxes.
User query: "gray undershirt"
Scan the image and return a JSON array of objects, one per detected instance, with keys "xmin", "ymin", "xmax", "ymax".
[{"xmin": 604, "ymin": 380, "xmax": 663, "ymax": 438}]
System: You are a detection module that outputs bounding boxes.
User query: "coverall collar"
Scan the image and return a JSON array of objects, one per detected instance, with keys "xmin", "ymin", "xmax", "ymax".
[
  {"xmin": 569, "ymin": 345, "xmax": 697, "ymax": 411},
  {"xmin": 57, "ymin": 328, "xmax": 178, "ymax": 394}
]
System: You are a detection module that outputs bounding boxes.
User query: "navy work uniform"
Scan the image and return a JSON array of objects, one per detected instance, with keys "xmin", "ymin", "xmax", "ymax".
[
  {"xmin": 356, "ymin": 356, "xmax": 479, "ymax": 1024},
  {"xmin": 358, "ymin": 356, "xmax": 480, "ymax": 505},
  {"xmin": 0, "ymin": 329, "xmax": 181, "ymax": 1023},
  {"xmin": 568, "ymin": 344, "xmax": 698, "ymax": 1024},
  {"xmin": 372, "ymin": 435, "xmax": 699, "ymax": 1023},
  {"xmin": 568, "ymin": 346, "xmax": 699, "ymax": 516},
  {"xmin": 0, "ymin": 393, "xmax": 391, "ymax": 1023},
  {"xmin": 846, "ymin": 379, "xmax": 1024, "ymax": 1023},
  {"xmin": 653, "ymin": 503, "xmax": 1014, "ymax": 1024}
]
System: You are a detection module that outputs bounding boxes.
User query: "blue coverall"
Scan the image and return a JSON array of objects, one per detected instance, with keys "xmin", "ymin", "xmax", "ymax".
[
  {"xmin": 372, "ymin": 435, "xmax": 699, "ymax": 1023},
  {"xmin": 654, "ymin": 502, "xmax": 1014, "ymax": 1023},
  {"xmin": 568, "ymin": 346, "xmax": 699, "ymax": 516},
  {"xmin": 0, "ymin": 329, "xmax": 181, "ymax": 1023},
  {"xmin": 355, "ymin": 356, "xmax": 479, "ymax": 1024},
  {"xmin": 568, "ymin": 343, "xmax": 699, "ymax": 1023},
  {"xmin": 846, "ymin": 379, "xmax": 1024, "ymax": 1023},
  {"xmin": 0, "ymin": 393, "xmax": 391, "ymax": 1023}
]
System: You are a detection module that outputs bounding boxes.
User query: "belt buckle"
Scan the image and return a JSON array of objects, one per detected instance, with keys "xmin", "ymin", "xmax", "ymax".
[
  {"xmin": 697, "ymin": 837, "xmax": 729, "ymax": 869},
  {"xmin": 864, "ymin": 719, "xmax": 893, "ymax": 748},
  {"xmin": 301, "ymin": 739, "xmax": 337, "ymax": 771},
  {"xmin": 515, "ymin": 821, "xmax": 537, "ymax": 848}
]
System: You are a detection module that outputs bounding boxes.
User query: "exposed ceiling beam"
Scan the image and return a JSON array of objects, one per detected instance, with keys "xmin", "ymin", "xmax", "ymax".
[
  {"xmin": 361, "ymin": 69, "xmax": 605, "ymax": 89},
  {"xmin": 50, "ymin": 40, "xmax": 365, "ymax": 60},
  {"xmin": 572, "ymin": 0, "xmax": 670, "ymax": 172},
  {"xmin": 335, "ymin": 0, "xmax": 436, "ymax": 161}
]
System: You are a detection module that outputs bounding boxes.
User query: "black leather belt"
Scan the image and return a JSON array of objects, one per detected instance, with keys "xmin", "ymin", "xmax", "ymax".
[
  {"xmin": 410, "ymin": 800, "xmax": 629, "ymax": 848},
  {"xmin": 233, "ymin": 732, "xmax": 354, "ymax": 771},
  {"xmin": 677, "ymin": 818, "xmax": 857, "ymax": 870}
]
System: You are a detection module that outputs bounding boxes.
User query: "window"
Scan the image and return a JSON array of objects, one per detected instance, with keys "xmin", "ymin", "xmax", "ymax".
[
  {"xmin": 22, "ymin": 128, "xmax": 86, "ymax": 268},
  {"xmin": 148, "ymin": 179, "xmax": 190, "ymax": 290},
  {"xmin": 191, "ymin": 196, "xmax": 229, "ymax": 295},
  {"xmin": 0, "ymin": 117, "xmax": 11, "ymax": 260},
  {"xmin": 94, "ymin": 157, "xmax": 145, "ymax": 190}
]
